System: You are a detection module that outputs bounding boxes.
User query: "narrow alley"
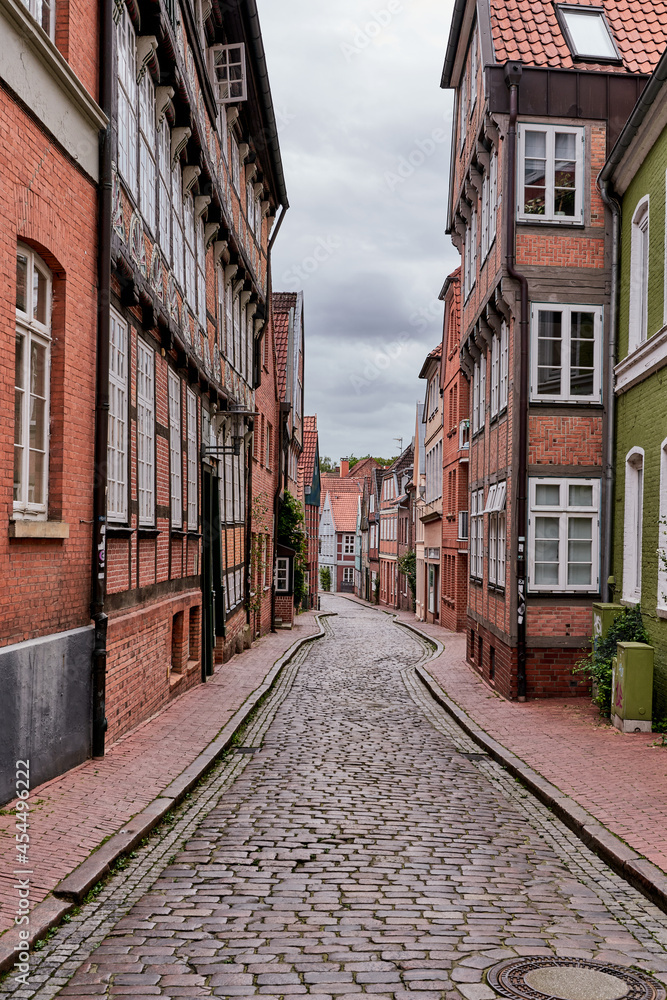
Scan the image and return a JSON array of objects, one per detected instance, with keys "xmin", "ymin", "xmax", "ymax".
[{"xmin": 4, "ymin": 597, "xmax": 667, "ymax": 1000}]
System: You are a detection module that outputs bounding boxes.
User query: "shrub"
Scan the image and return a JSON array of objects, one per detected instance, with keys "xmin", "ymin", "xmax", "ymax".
[
  {"xmin": 319, "ymin": 566, "xmax": 331, "ymax": 592},
  {"xmin": 575, "ymin": 605, "xmax": 649, "ymax": 717}
]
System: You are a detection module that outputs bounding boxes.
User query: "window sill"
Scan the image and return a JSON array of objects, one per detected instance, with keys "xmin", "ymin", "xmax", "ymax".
[
  {"xmin": 9, "ymin": 520, "xmax": 69, "ymax": 540},
  {"xmin": 171, "ymin": 528, "xmax": 187, "ymax": 538},
  {"xmin": 107, "ymin": 524, "xmax": 135, "ymax": 538},
  {"xmin": 137, "ymin": 527, "xmax": 161, "ymax": 538},
  {"xmin": 517, "ymin": 218, "xmax": 584, "ymax": 228},
  {"xmin": 187, "ymin": 530, "xmax": 201, "ymax": 539}
]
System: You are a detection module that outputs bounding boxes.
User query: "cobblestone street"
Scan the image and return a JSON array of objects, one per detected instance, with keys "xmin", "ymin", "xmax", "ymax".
[{"xmin": 5, "ymin": 596, "xmax": 667, "ymax": 1000}]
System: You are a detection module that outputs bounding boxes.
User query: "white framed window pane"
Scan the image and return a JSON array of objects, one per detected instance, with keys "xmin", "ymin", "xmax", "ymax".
[
  {"xmin": 168, "ymin": 371, "xmax": 182, "ymax": 526},
  {"xmin": 554, "ymin": 132, "xmax": 577, "ymax": 217},
  {"xmin": 569, "ymin": 484, "xmax": 593, "ymax": 507},
  {"xmin": 187, "ymin": 389, "xmax": 198, "ymax": 530},
  {"xmin": 108, "ymin": 309, "xmax": 128, "ymax": 521},
  {"xmin": 524, "ymin": 130, "xmax": 546, "ymax": 216},
  {"xmin": 537, "ymin": 310, "xmax": 562, "ymax": 395},
  {"xmin": 535, "ymin": 483, "xmax": 560, "ymax": 506},
  {"xmin": 137, "ymin": 341, "xmax": 155, "ymax": 526},
  {"xmin": 567, "ymin": 517, "xmax": 592, "ymax": 585},
  {"xmin": 534, "ymin": 516, "xmax": 560, "ymax": 584}
]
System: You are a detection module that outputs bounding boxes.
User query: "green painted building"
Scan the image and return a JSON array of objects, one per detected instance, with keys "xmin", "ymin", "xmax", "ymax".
[{"xmin": 601, "ymin": 47, "xmax": 667, "ymax": 720}]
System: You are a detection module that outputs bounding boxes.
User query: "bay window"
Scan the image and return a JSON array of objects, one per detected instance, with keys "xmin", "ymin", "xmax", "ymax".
[
  {"xmin": 518, "ymin": 124, "xmax": 583, "ymax": 223},
  {"xmin": 14, "ymin": 248, "xmax": 52, "ymax": 519},
  {"xmin": 529, "ymin": 478, "xmax": 599, "ymax": 592}
]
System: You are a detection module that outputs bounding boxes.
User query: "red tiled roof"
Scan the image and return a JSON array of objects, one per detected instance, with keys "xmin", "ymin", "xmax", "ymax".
[
  {"xmin": 319, "ymin": 475, "xmax": 362, "ymax": 521},
  {"xmin": 272, "ymin": 292, "xmax": 297, "ymax": 402},
  {"xmin": 345, "ymin": 456, "xmax": 380, "ymax": 481},
  {"xmin": 326, "ymin": 484, "xmax": 361, "ymax": 533},
  {"xmin": 298, "ymin": 415, "xmax": 318, "ymax": 492},
  {"xmin": 490, "ymin": 0, "xmax": 667, "ymax": 74}
]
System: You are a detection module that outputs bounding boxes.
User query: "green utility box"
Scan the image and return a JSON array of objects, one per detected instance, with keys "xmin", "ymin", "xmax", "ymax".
[
  {"xmin": 611, "ymin": 641, "xmax": 654, "ymax": 733},
  {"xmin": 592, "ymin": 603, "xmax": 624, "ymax": 645}
]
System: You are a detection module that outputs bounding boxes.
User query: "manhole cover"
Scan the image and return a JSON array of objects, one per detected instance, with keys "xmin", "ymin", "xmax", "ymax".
[
  {"xmin": 233, "ymin": 746, "xmax": 260, "ymax": 754},
  {"xmin": 487, "ymin": 957, "xmax": 665, "ymax": 1000}
]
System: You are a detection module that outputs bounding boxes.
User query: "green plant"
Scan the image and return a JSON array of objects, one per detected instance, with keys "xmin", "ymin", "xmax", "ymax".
[
  {"xmin": 575, "ymin": 605, "xmax": 650, "ymax": 717},
  {"xmin": 374, "ymin": 574, "xmax": 380, "ymax": 604},
  {"xmin": 319, "ymin": 566, "xmax": 331, "ymax": 592},
  {"xmin": 278, "ymin": 491, "xmax": 307, "ymax": 606},
  {"xmin": 398, "ymin": 549, "xmax": 416, "ymax": 598},
  {"xmin": 247, "ymin": 491, "xmax": 271, "ymax": 621}
]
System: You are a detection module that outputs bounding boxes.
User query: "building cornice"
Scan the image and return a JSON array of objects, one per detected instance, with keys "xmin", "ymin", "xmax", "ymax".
[{"xmin": 614, "ymin": 324, "xmax": 667, "ymax": 394}]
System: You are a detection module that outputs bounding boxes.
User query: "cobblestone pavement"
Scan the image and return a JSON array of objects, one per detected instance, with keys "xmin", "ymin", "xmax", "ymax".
[{"xmin": 4, "ymin": 595, "xmax": 667, "ymax": 1000}]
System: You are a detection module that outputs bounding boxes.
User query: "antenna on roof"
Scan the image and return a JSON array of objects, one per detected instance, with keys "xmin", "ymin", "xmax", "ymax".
[{"xmin": 394, "ymin": 437, "xmax": 403, "ymax": 454}]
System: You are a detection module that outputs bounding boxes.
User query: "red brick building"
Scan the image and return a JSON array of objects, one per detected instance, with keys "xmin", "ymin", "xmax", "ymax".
[
  {"xmin": 439, "ymin": 268, "xmax": 469, "ymax": 631},
  {"xmin": 0, "ymin": 0, "xmax": 105, "ymax": 801},
  {"xmin": 442, "ymin": 0, "xmax": 667, "ymax": 696},
  {"xmin": 417, "ymin": 346, "xmax": 443, "ymax": 623},
  {"xmin": 298, "ymin": 415, "xmax": 321, "ymax": 609},
  {"xmin": 319, "ymin": 474, "xmax": 362, "ymax": 594},
  {"xmin": 378, "ymin": 446, "xmax": 414, "ymax": 609},
  {"xmin": 99, "ymin": 0, "xmax": 288, "ymax": 746}
]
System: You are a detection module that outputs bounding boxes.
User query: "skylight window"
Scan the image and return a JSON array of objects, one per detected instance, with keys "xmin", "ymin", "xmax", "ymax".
[{"xmin": 557, "ymin": 6, "xmax": 620, "ymax": 60}]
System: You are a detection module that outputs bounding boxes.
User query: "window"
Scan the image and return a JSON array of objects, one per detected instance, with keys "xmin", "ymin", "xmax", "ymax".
[
  {"xmin": 481, "ymin": 152, "xmax": 498, "ymax": 260},
  {"xmin": 459, "ymin": 75, "xmax": 467, "ymax": 149},
  {"xmin": 246, "ymin": 179, "xmax": 255, "ymax": 231},
  {"xmin": 426, "ymin": 441, "xmax": 443, "ymax": 502},
  {"xmin": 183, "ymin": 192, "xmax": 196, "ymax": 309},
  {"xmin": 168, "ymin": 371, "xmax": 182, "ymax": 527},
  {"xmin": 21, "ymin": 0, "xmax": 55, "ymax": 38},
  {"xmin": 232, "ymin": 292, "xmax": 241, "ymax": 371},
  {"xmin": 464, "ymin": 208, "xmax": 477, "ymax": 299},
  {"xmin": 186, "ymin": 388, "xmax": 198, "ymax": 530},
  {"xmin": 458, "ymin": 509, "xmax": 469, "ymax": 540},
  {"xmin": 623, "ymin": 449, "xmax": 644, "ymax": 603},
  {"xmin": 196, "ymin": 221, "xmax": 206, "ymax": 329},
  {"xmin": 211, "ymin": 43, "xmax": 247, "ymax": 103},
  {"xmin": 529, "ymin": 478, "xmax": 599, "ymax": 592},
  {"xmin": 531, "ymin": 303, "xmax": 601, "ymax": 402},
  {"xmin": 136, "ymin": 340, "xmax": 155, "ymax": 526},
  {"xmin": 485, "ymin": 482, "xmax": 507, "ymax": 587},
  {"xmin": 117, "ymin": 6, "xmax": 138, "ymax": 196},
  {"xmin": 470, "ymin": 488, "xmax": 484, "ymax": 580},
  {"xmin": 139, "ymin": 73, "xmax": 156, "ymax": 232},
  {"xmin": 469, "ymin": 31, "xmax": 478, "ymax": 115},
  {"xmin": 158, "ymin": 119, "xmax": 171, "ymax": 254},
  {"xmin": 255, "ymin": 195, "xmax": 263, "ymax": 242},
  {"xmin": 344, "ymin": 534, "xmax": 355, "ymax": 555},
  {"xmin": 14, "ymin": 247, "xmax": 52, "ymax": 519},
  {"xmin": 629, "ymin": 198, "xmax": 650, "ymax": 351},
  {"xmin": 231, "ymin": 134, "xmax": 240, "ymax": 192},
  {"xmin": 518, "ymin": 124, "xmax": 583, "ymax": 223},
  {"xmin": 472, "ymin": 353, "xmax": 486, "ymax": 431},
  {"xmin": 172, "ymin": 161, "xmax": 184, "ymax": 288},
  {"xmin": 557, "ymin": 6, "xmax": 619, "ymax": 60},
  {"xmin": 499, "ymin": 321, "xmax": 509, "ymax": 411},
  {"xmin": 107, "ymin": 307, "xmax": 128, "ymax": 522},
  {"xmin": 265, "ymin": 422, "xmax": 272, "ymax": 469},
  {"xmin": 490, "ymin": 333, "xmax": 500, "ymax": 418},
  {"xmin": 343, "ymin": 567, "xmax": 354, "ymax": 585},
  {"xmin": 275, "ymin": 556, "xmax": 290, "ymax": 593}
]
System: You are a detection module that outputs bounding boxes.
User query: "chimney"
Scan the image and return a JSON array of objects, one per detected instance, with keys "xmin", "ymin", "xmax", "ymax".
[{"xmin": 340, "ymin": 458, "xmax": 349, "ymax": 478}]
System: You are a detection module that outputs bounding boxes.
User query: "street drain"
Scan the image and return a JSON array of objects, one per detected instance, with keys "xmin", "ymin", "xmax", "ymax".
[
  {"xmin": 459, "ymin": 752, "xmax": 488, "ymax": 760},
  {"xmin": 487, "ymin": 957, "xmax": 666, "ymax": 1000},
  {"xmin": 233, "ymin": 746, "xmax": 261, "ymax": 754}
]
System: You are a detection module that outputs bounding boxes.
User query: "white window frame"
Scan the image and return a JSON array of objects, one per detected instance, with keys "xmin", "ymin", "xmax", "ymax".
[
  {"xmin": 172, "ymin": 161, "xmax": 184, "ymax": 288},
  {"xmin": 183, "ymin": 191, "xmax": 196, "ymax": 309},
  {"xmin": 14, "ymin": 247, "xmax": 52, "ymax": 520},
  {"xmin": 623, "ymin": 448, "xmax": 644, "ymax": 604},
  {"xmin": 136, "ymin": 340, "xmax": 155, "ymax": 526},
  {"xmin": 158, "ymin": 119, "xmax": 171, "ymax": 255},
  {"xmin": 211, "ymin": 43, "xmax": 247, "ymax": 104},
  {"xmin": 486, "ymin": 482, "xmax": 507, "ymax": 588},
  {"xmin": 107, "ymin": 307, "xmax": 128, "ymax": 523},
  {"xmin": 343, "ymin": 566, "xmax": 354, "ymax": 585},
  {"xmin": 557, "ymin": 6, "xmax": 620, "ymax": 60},
  {"xmin": 478, "ymin": 352, "xmax": 486, "ymax": 429},
  {"xmin": 528, "ymin": 477, "xmax": 600, "ymax": 593},
  {"xmin": 470, "ymin": 487, "xmax": 484, "ymax": 581},
  {"xmin": 117, "ymin": 6, "xmax": 138, "ymax": 197},
  {"xmin": 459, "ymin": 76, "xmax": 467, "ymax": 149},
  {"xmin": 139, "ymin": 72, "xmax": 156, "ymax": 233},
  {"xmin": 22, "ymin": 0, "xmax": 55, "ymax": 39},
  {"xmin": 231, "ymin": 134, "xmax": 240, "ymax": 192},
  {"xmin": 629, "ymin": 196, "xmax": 650, "ymax": 352},
  {"xmin": 469, "ymin": 30, "xmax": 478, "ymax": 116},
  {"xmin": 196, "ymin": 219, "xmax": 206, "ymax": 329},
  {"xmin": 490, "ymin": 333, "xmax": 500, "ymax": 417},
  {"xmin": 343, "ymin": 533, "xmax": 355, "ymax": 555},
  {"xmin": 186, "ymin": 388, "xmax": 198, "ymax": 531},
  {"xmin": 275, "ymin": 556, "xmax": 289, "ymax": 593},
  {"xmin": 530, "ymin": 303, "xmax": 602, "ymax": 403},
  {"xmin": 499, "ymin": 320, "xmax": 509, "ymax": 411},
  {"xmin": 168, "ymin": 370, "xmax": 183, "ymax": 527},
  {"xmin": 518, "ymin": 123, "xmax": 583, "ymax": 224}
]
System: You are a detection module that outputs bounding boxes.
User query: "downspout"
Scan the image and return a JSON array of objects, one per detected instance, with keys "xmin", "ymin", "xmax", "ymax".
[
  {"xmin": 91, "ymin": 0, "xmax": 113, "ymax": 756},
  {"xmin": 245, "ymin": 427, "xmax": 254, "ymax": 633},
  {"xmin": 598, "ymin": 179, "xmax": 620, "ymax": 602},
  {"xmin": 504, "ymin": 61, "xmax": 529, "ymax": 701}
]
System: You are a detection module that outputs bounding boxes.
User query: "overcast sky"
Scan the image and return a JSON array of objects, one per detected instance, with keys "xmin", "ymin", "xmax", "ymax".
[{"xmin": 259, "ymin": 0, "xmax": 459, "ymax": 464}]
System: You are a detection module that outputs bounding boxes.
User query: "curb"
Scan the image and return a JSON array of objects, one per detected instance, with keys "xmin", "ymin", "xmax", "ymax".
[
  {"xmin": 0, "ymin": 614, "xmax": 331, "ymax": 975},
  {"xmin": 414, "ymin": 663, "xmax": 667, "ymax": 916}
]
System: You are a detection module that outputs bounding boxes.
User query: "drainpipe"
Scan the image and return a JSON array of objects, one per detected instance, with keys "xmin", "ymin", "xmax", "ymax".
[
  {"xmin": 245, "ymin": 427, "xmax": 254, "ymax": 633},
  {"xmin": 598, "ymin": 179, "xmax": 620, "ymax": 602},
  {"xmin": 91, "ymin": 0, "xmax": 113, "ymax": 755},
  {"xmin": 266, "ymin": 206, "xmax": 287, "ymax": 632},
  {"xmin": 504, "ymin": 61, "xmax": 529, "ymax": 701}
]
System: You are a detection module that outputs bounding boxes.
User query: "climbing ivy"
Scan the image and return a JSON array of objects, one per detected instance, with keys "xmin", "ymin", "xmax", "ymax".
[{"xmin": 277, "ymin": 490, "xmax": 307, "ymax": 607}]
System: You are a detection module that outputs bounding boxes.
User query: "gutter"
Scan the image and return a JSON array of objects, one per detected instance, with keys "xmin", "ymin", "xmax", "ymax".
[
  {"xmin": 504, "ymin": 61, "xmax": 529, "ymax": 702},
  {"xmin": 598, "ymin": 180, "xmax": 620, "ymax": 602},
  {"xmin": 91, "ymin": 0, "xmax": 113, "ymax": 756}
]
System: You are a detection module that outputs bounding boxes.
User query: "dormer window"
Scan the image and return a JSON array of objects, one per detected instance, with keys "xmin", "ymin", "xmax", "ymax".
[{"xmin": 557, "ymin": 6, "xmax": 620, "ymax": 61}]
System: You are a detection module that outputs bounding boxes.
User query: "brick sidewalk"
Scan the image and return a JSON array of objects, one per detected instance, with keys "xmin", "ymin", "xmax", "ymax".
[
  {"xmin": 349, "ymin": 596, "xmax": 667, "ymax": 874},
  {"xmin": 0, "ymin": 613, "xmax": 320, "ymax": 936}
]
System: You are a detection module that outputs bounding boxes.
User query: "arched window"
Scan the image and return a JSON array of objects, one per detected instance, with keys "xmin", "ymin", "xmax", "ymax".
[
  {"xmin": 14, "ymin": 246, "xmax": 52, "ymax": 518},
  {"xmin": 629, "ymin": 197, "xmax": 650, "ymax": 350},
  {"xmin": 623, "ymin": 448, "xmax": 645, "ymax": 603}
]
